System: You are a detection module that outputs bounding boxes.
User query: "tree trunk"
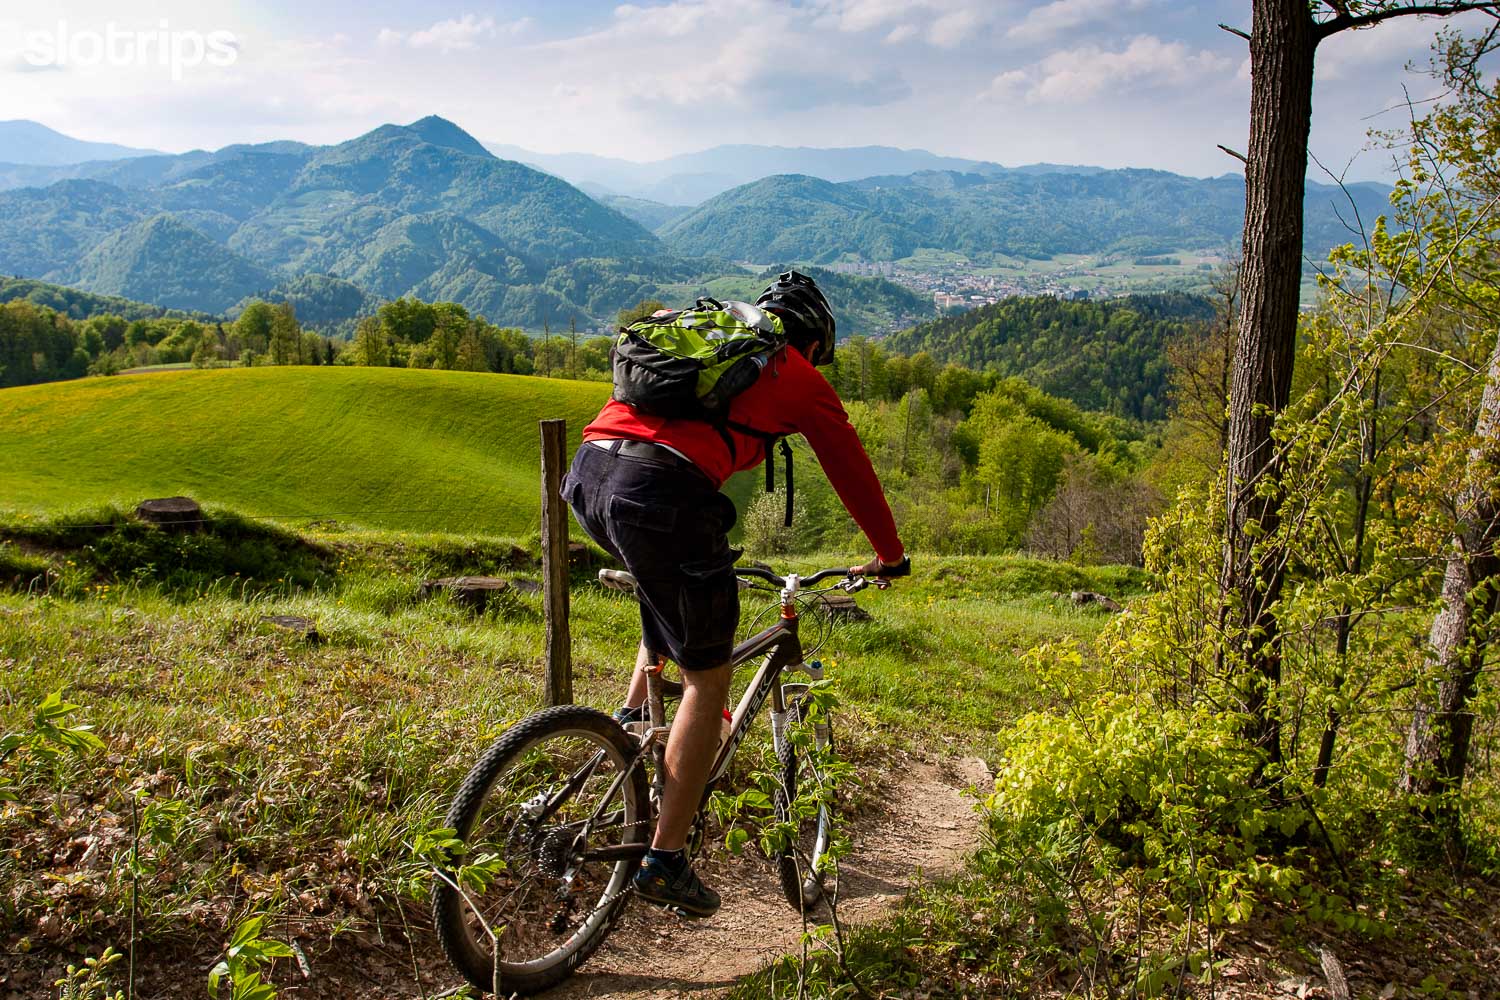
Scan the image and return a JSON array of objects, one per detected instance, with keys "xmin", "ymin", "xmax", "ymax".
[
  {"xmin": 1398, "ymin": 333, "xmax": 1500, "ymax": 852},
  {"xmin": 1222, "ymin": 0, "xmax": 1319, "ymax": 769}
]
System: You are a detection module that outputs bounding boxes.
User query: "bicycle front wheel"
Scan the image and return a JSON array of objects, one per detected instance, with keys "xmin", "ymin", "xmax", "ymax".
[
  {"xmin": 773, "ymin": 699, "xmax": 836, "ymax": 911},
  {"xmin": 433, "ymin": 706, "xmax": 650, "ymax": 997}
]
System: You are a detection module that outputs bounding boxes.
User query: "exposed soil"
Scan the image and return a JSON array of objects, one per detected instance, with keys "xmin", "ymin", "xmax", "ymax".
[{"xmin": 541, "ymin": 752, "xmax": 993, "ymax": 1000}]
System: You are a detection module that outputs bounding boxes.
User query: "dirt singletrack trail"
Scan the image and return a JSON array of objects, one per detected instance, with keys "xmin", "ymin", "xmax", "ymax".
[
  {"xmin": 541, "ymin": 752, "xmax": 993, "ymax": 1000},
  {"xmin": 33, "ymin": 753, "xmax": 989, "ymax": 1000}
]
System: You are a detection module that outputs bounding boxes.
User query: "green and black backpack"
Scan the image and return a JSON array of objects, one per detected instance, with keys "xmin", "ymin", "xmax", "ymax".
[{"xmin": 611, "ymin": 297, "xmax": 797, "ymax": 524}]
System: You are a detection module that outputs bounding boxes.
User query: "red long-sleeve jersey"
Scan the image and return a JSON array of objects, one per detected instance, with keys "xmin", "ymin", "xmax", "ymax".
[{"xmin": 583, "ymin": 346, "xmax": 904, "ymax": 564}]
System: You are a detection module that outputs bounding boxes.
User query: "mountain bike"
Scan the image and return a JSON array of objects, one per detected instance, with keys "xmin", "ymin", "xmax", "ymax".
[{"xmin": 431, "ymin": 563, "xmax": 880, "ymax": 997}]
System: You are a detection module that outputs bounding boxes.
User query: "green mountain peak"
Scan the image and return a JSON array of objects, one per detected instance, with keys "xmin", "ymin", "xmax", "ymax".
[{"xmin": 402, "ymin": 115, "xmax": 493, "ymax": 159}]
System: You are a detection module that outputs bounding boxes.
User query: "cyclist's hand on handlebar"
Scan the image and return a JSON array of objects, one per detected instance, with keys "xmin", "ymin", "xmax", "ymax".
[{"xmin": 850, "ymin": 554, "xmax": 911, "ymax": 589}]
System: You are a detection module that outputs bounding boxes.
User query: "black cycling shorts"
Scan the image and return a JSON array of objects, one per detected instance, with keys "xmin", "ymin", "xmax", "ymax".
[{"xmin": 561, "ymin": 441, "xmax": 741, "ymax": 671}]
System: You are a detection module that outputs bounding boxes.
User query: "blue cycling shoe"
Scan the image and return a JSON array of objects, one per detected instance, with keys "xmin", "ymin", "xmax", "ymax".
[{"xmin": 632, "ymin": 852, "xmax": 720, "ymax": 918}]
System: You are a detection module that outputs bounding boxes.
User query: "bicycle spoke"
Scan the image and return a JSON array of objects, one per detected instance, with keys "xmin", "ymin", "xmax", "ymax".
[{"xmin": 435, "ymin": 710, "xmax": 650, "ymax": 994}]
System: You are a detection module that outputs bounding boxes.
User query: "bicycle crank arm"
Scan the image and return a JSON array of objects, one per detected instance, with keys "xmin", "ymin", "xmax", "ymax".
[{"xmin": 579, "ymin": 844, "xmax": 651, "ymax": 863}]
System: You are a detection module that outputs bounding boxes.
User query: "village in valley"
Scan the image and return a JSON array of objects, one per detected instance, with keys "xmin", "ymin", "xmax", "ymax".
[{"xmin": 826, "ymin": 246, "xmax": 1231, "ymax": 325}]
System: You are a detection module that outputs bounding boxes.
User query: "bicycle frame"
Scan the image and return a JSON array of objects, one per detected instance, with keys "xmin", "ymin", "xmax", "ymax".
[
  {"xmin": 707, "ymin": 607, "xmax": 823, "ymax": 788},
  {"xmin": 575, "ymin": 569, "xmax": 842, "ymax": 865}
]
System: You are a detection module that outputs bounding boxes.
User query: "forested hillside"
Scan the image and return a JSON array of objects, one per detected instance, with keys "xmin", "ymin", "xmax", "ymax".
[
  {"xmin": 64, "ymin": 214, "xmax": 272, "ymax": 314},
  {"xmin": 659, "ymin": 169, "xmax": 1390, "ymax": 263},
  {"xmin": 0, "ymin": 276, "xmax": 215, "ymax": 322},
  {"xmin": 884, "ymin": 292, "xmax": 1215, "ymax": 420}
]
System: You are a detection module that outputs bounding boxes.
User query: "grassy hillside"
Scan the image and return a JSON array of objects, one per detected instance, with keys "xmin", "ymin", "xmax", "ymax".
[{"xmin": 0, "ymin": 366, "xmax": 611, "ymax": 534}]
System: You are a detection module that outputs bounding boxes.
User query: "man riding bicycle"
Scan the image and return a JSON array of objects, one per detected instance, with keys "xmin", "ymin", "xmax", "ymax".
[{"xmin": 561, "ymin": 270, "xmax": 909, "ymax": 918}]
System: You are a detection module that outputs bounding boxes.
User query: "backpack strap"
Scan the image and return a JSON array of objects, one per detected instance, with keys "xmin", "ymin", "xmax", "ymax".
[
  {"xmin": 725, "ymin": 420, "xmax": 795, "ymax": 528},
  {"xmin": 778, "ymin": 438, "xmax": 793, "ymax": 528}
]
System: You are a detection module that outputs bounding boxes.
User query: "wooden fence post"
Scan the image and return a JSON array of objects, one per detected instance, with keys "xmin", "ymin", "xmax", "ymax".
[{"xmin": 540, "ymin": 419, "xmax": 573, "ymax": 706}]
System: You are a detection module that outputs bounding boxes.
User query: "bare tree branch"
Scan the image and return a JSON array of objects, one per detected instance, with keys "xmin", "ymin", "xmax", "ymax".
[
  {"xmin": 1316, "ymin": 3, "xmax": 1500, "ymax": 42},
  {"xmin": 1218, "ymin": 144, "xmax": 1249, "ymax": 164},
  {"xmin": 1219, "ymin": 22, "xmax": 1252, "ymax": 41}
]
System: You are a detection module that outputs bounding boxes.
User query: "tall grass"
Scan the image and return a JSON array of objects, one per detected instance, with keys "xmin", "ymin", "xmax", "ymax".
[{"xmin": 0, "ymin": 510, "xmax": 1134, "ymax": 961}]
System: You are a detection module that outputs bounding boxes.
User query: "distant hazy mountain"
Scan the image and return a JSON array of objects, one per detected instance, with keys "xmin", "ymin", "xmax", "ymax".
[
  {"xmin": 0, "ymin": 120, "xmax": 162, "ymax": 166},
  {"xmin": 486, "ymin": 142, "xmax": 1000, "ymax": 204},
  {"xmin": 0, "ymin": 142, "xmax": 315, "ymax": 194},
  {"xmin": 594, "ymin": 194, "xmax": 694, "ymax": 232},
  {"xmin": 658, "ymin": 169, "xmax": 1390, "ymax": 263}
]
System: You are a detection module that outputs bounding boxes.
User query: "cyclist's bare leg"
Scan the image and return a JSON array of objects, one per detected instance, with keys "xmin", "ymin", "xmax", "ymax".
[
  {"xmin": 621, "ymin": 642, "xmax": 654, "ymax": 710},
  {"xmin": 652, "ymin": 661, "xmax": 731, "ymax": 850}
]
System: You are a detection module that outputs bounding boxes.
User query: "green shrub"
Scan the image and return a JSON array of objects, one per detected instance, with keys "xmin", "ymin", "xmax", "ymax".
[{"xmin": 0, "ymin": 507, "xmax": 333, "ymax": 596}]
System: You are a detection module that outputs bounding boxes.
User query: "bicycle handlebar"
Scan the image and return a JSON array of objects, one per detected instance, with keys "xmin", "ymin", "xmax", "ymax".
[{"xmin": 735, "ymin": 565, "xmax": 868, "ymax": 588}]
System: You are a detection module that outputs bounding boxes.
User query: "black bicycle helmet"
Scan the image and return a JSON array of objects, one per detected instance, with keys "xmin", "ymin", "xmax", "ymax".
[{"xmin": 755, "ymin": 270, "xmax": 836, "ymax": 366}]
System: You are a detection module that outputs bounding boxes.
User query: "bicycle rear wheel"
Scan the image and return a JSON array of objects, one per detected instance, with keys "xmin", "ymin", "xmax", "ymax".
[
  {"xmin": 433, "ymin": 706, "xmax": 650, "ymax": 996},
  {"xmin": 773, "ymin": 698, "xmax": 836, "ymax": 910}
]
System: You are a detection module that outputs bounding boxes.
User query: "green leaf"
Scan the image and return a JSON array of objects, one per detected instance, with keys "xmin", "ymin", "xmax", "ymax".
[{"xmin": 229, "ymin": 915, "xmax": 265, "ymax": 948}]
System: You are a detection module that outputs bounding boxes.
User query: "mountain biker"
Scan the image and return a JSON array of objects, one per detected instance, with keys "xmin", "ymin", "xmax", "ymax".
[{"xmin": 560, "ymin": 270, "xmax": 909, "ymax": 918}]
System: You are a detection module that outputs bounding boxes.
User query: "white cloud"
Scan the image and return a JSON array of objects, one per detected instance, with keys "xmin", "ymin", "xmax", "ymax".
[
  {"xmin": 988, "ymin": 34, "xmax": 1232, "ymax": 104},
  {"xmin": 1316, "ymin": 18, "xmax": 1438, "ymax": 82},
  {"xmin": 412, "ymin": 14, "xmax": 494, "ymax": 51},
  {"xmin": 610, "ymin": 2, "xmax": 718, "ymax": 36},
  {"xmin": 377, "ymin": 14, "xmax": 531, "ymax": 53},
  {"xmin": 542, "ymin": 0, "xmax": 911, "ymax": 114},
  {"xmin": 1006, "ymin": 0, "xmax": 1151, "ymax": 44},
  {"xmin": 812, "ymin": 0, "xmax": 1003, "ymax": 48},
  {"xmin": 929, "ymin": 9, "xmax": 984, "ymax": 48}
]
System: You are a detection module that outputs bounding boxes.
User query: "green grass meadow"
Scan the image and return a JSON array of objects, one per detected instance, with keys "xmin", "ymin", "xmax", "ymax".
[{"xmin": 0, "ymin": 366, "xmax": 612, "ymax": 534}]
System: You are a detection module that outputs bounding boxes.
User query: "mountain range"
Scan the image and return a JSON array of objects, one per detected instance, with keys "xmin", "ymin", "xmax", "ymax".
[
  {"xmin": 0, "ymin": 117, "xmax": 1392, "ymax": 329},
  {"xmin": 659, "ymin": 170, "xmax": 1391, "ymax": 264},
  {"xmin": 0, "ymin": 116, "xmax": 670, "ymax": 322},
  {"xmin": 483, "ymin": 142, "xmax": 1026, "ymax": 205}
]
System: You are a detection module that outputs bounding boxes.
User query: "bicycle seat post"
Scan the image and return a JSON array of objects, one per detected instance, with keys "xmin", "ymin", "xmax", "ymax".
[{"xmin": 645, "ymin": 657, "xmax": 667, "ymax": 803}]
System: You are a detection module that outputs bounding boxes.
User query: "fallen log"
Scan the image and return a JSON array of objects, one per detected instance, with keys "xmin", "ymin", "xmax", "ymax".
[{"xmin": 421, "ymin": 576, "xmax": 511, "ymax": 611}]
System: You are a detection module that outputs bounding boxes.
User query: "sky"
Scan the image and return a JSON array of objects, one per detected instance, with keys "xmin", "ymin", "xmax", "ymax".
[{"xmin": 0, "ymin": 1, "xmax": 1495, "ymax": 181}]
